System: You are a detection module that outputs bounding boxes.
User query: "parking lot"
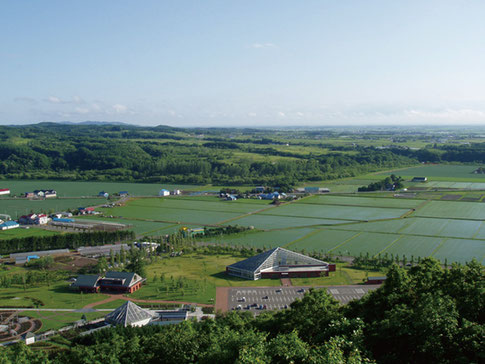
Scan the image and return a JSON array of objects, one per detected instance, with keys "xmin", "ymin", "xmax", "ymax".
[{"xmin": 226, "ymin": 285, "xmax": 379, "ymax": 313}]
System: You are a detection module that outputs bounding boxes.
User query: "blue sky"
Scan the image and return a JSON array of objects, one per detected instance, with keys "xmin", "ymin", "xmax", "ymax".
[{"xmin": 2, "ymin": 0, "xmax": 485, "ymax": 126}]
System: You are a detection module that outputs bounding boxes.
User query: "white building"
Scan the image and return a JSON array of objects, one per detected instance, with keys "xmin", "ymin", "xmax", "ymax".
[
  {"xmin": 0, "ymin": 189, "xmax": 10, "ymax": 196},
  {"xmin": 159, "ymin": 189, "xmax": 170, "ymax": 196}
]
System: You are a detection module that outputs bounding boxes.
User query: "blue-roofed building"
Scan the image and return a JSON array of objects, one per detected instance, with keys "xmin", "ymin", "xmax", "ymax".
[
  {"xmin": 258, "ymin": 192, "xmax": 280, "ymax": 200},
  {"xmin": 52, "ymin": 217, "xmax": 75, "ymax": 223},
  {"xmin": 226, "ymin": 247, "xmax": 335, "ymax": 280},
  {"xmin": 0, "ymin": 220, "xmax": 20, "ymax": 230},
  {"xmin": 119, "ymin": 191, "xmax": 129, "ymax": 196},
  {"xmin": 159, "ymin": 189, "xmax": 170, "ymax": 197}
]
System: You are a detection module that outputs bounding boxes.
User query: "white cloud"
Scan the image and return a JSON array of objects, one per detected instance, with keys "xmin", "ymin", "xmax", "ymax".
[
  {"xmin": 277, "ymin": 111, "xmax": 286, "ymax": 117},
  {"xmin": 250, "ymin": 42, "xmax": 277, "ymax": 49},
  {"xmin": 74, "ymin": 107, "xmax": 89, "ymax": 114},
  {"xmin": 72, "ymin": 96, "xmax": 85, "ymax": 104},
  {"xmin": 47, "ymin": 96, "xmax": 61, "ymax": 104},
  {"xmin": 112, "ymin": 104, "xmax": 128, "ymax": 113},
  {"xmin": 248, "ymin": 112, "xmax": 257, "ymax": 117},
  {"xmin": 403, "ymin": 108, "xmax": 485, "ymax": 120}
]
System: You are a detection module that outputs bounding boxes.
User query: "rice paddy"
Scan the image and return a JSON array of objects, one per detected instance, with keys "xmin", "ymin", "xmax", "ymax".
[
  {"xmin": 2, "ymin": 176, "xmax": 485, "ymax": 264},
  {"xmin": 91, "ymin": 194, "xmax": 485, "ymax": 264}
]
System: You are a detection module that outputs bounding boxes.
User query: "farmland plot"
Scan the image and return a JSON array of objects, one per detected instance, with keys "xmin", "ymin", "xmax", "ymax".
[
  {"xmin": 333, "ymin": 219, "xmax": 412, "ymax": 234},
  {"xmin": 302, "ymin": 195, "xmax": 422, "ymax": 209},
  {"xmin": 99, "ymin": 204, "xmax": 243, "ymax": 225},
  {"xmin": 379, "ymin": 165, "xmax": 485, "ymax": 179},
  {"xmin": 289, "ymin": 229, "xmax": 360, "ymax": 253},
  {"xmin": 384, "ymin": 235, "xmax": 445, "ymax": 260},
  {"xmin": 0, "ymin": 197, "xmax": 104, "ymax": 218},
  {"xmin": 227, "ymin": 214, "xmax": 348, "ymax": 230},
  {"xmin": 336, "ymin": 232, "xmax": 400, "ymax": 256},
  {"xmin": 415, "ymin": 200, "xmax": 485, "ymax": 220},
  {"xmin": 132, "ymin": 197, "xmax": 271, "ymax": 214},
  {"xmin": 259, "ymin": 203, "xmax": 409, "ymax": 221},
  {"xmin": 210, "ymin": 227, "xmax": 317, "ymax": 249},
  {"xmin": 432, "ymin": 239, "xmax": 485, "ymax": 264},
  {"xmin": 3, "ymin": 180, "xmax": 200, "ymax": 197}
]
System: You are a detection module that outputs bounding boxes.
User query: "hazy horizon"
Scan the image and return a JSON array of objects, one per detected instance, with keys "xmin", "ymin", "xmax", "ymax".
[{"xmin": 2, "ymin": 0, "xmax": 485, "ymax": 127}]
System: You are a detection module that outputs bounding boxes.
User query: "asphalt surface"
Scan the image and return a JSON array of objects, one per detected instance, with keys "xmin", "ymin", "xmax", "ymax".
[{"xmin": 227, "ymin": 285, "xmax": 379, "ymax": 313}]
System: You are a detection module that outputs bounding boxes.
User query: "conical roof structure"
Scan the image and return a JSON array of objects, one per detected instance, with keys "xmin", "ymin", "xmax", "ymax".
[{"xmin": 105, "ymin": 301, "xmax": 153, "ymax": 327}]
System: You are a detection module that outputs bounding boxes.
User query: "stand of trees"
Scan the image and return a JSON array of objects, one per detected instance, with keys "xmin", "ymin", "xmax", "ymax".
[
  {"xmin": 0, "ymin": 230, "xmax": 135, "ymax": 255},
  {"xmin": 0, "ymin": 258, "xmax": 482, "ymax": 363},
  {"xmin": 0, "ymin": 124, "xmax": 418, "ymax": 186},
  {"xmin": 358, "ymin": 174, "xmax": 404, "ymax": 192}
]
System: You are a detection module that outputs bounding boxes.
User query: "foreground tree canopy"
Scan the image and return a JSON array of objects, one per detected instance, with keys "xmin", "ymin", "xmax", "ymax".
[{"xmin": 1, "ymin": 258, "xmax": 483, "ymax": 363}]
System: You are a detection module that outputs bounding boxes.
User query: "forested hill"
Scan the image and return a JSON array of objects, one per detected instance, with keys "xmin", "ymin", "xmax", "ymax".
[
  {"xmin": 0, "ymin": 258, "xmax": 483, "ymax": 363},
  {"xmin": 0, "ymin": 123, "xmax": 484, "ymax": 186}
]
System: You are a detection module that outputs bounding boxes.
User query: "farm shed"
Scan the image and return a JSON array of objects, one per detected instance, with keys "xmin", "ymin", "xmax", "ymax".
[
  {"xmin": 226, "ymin": 247, "xmax": 334, "ymax": 280},
  {"xmin": 105, "ymin": 301, "xmax": 153, "ymax": 327},
  {"xmin": 411, "ymin": 177, "xmax": 428, "ymax": 182},
  {"xmin": 0, "ymin": 220, "xmax": 20, "ymax": 230},
  {"xmin": 77, "ymin": 243, "xmax": 131, "ymax": 257},
  {"xmin": 366, "ymin": 276, "xmax": 387, "ymax": 285},
  {"xmin": 159, "ymin": 189, "xmax": 170, "ymax": 196},
  {"xmin": 0, "ymin": 188, "xmax": 10, "ymax": 195}
]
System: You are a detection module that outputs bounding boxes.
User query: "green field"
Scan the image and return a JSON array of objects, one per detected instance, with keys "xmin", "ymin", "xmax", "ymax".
[
  {"xmin": 0, "ymin": 180, "xmax": 204, "ymax": 197},
  {"xmin": 414, "ymin": 200, "xmax": 485, "ymax": 220},
  {"xmin": 226, "ymin": 214, "xmax": 348, "ymax": 229},
  {"xmin": 302, "ymin": 195, "xmax": 423, "ymax": 209},
  {"xmin": 78, "ymin": 216, "xmax": 180, "ymax": 236},
  {"xmin": 288, "ymin": 229, "xmax": 360, "ymax": 253},
  {"xmin": 259, "ymin": 203, "xmax": 410, "ymax": 221},
  {"xmin": 378, "ymin": 164, "xmax": 485, "ymax": 181},
  {"xmin": 97, "ymin": 197, "xmax": 270, "ymax": 225},
  {"xmin": 86, "ymin": 194, "xmax": 485, "ymax": 264},
  {"xmin": 431, "ymin": 239, "xmax": 485, "ymax": 264},
  {"xmin": 0, "ymin": 197, "xmax": 105, "ymax": 219},
  {"xmin": 0, "ymin": 227, "xmax": 58, "ymax": 240},
  {"xmin": 205, "ymin": 227, "xmax": 318, "ymax": 249}
]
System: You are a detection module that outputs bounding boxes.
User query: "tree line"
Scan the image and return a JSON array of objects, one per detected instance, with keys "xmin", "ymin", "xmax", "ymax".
[{"xmin": 0, "ymin": 230, "xmax": 135, "ymax": 255}]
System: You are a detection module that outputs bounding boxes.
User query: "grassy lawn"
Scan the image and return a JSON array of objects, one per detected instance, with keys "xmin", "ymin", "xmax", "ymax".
[
  {"xmin": 21, "ymin": 310, "xmax": 107, "ymax": 332},
  {"xmin": 0, "ymin": 283, "xmax": 110, "ymax": 309},
  {"xmin": 130, "ymin": 253, "xmax": 282, "ymax": 304}
]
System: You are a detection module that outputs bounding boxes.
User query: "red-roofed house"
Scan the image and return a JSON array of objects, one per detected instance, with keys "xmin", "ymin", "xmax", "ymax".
[
  {"xmin": 0, "ymin": 189, "xmax": 10, "ymax": 196},
  {"xmin": 19, "ymin": 214, "xmax": 49, "ymax": 225}
]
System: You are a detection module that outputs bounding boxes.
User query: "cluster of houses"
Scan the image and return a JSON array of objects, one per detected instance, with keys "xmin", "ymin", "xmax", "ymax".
[
  {"xmin": 25, "ymin": 189, "xmax": 57, "ymax": 198},
  {"xmin": 19, "ymin": 213, "xmax": 49, "ymax": 225},
  {"xmin": 159, "ymin": 189, "xmax": 181, "ymax": 197}
]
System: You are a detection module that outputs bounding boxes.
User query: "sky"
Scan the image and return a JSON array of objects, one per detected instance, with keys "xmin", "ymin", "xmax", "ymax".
[{"xmin": 2, "ymin": 0, "xmax": 485, "ymax": 127}]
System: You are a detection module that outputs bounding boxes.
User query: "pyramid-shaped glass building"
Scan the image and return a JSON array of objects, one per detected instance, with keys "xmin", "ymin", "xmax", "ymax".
[
  {"xmin": 226, "ymin": 247, "xmax": 334, "ymax": 280},
  {"xmin": 105, "ymin": 301, "xmax": 154, "ymax": 327}
]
